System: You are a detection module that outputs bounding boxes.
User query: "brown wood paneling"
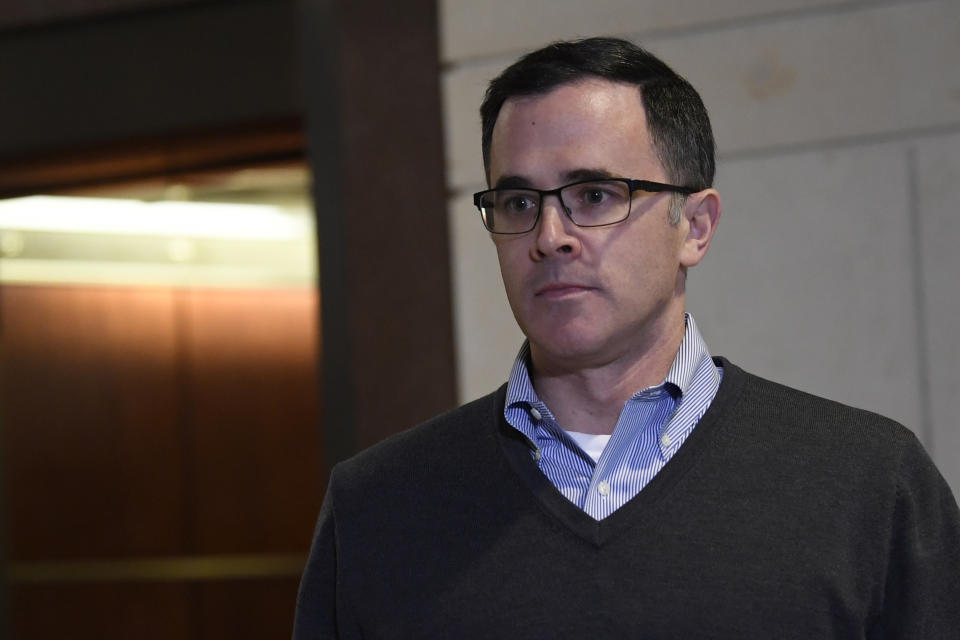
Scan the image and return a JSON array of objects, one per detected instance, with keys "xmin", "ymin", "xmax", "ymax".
[
  {"xmin": 0, "ymin": 119, "xmax": 304, "ymax": 198},
  {"xmin": 1, "ymin": 283, "xmax": 323, "ymax": 637},
  {"xmin": 8, "ymin": 575, "xmax": 301, "ymax": 639},
  {"xmin": 179, "ymin": 289, "xmax": 323, "ymax": 554},
  {"xmin": 0, "ymin": 285, "xmax": 185, "ymax": 560},
  {"xmin": 0, "ymin": 286, "xmax": 323, "ymax": 562},
  {"xmin": 196, "ymin": 577, "xmax": 300, "ymax": 640},
  {"xmin": 0, "ymin": 1, "xmax": 301, "ymax": 160},
  {"xmin": 9, "ymin": 582, "xmax": 193, "ymax": 640},
  {"xmin": 0, "ymin": 0, "xmax": 214, "ymax": 32},
  {"xmin": 299, "ymin": 0, "xmax": 457, "ymax": 466}
]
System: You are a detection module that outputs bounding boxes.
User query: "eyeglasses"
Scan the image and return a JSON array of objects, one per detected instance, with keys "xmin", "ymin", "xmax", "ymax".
[{"xmin": 472, "ymin": 178, "xmax": 697, "ymax": 235}]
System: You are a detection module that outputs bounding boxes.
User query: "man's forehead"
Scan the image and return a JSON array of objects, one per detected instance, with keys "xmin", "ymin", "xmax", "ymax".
[
  {"xmin": 489, "ymin": 79, "xmax": 660, "ymax": 185},
  {"xmin": 491, "ymin": 78, "xmax": 650, "ymax": 154}
]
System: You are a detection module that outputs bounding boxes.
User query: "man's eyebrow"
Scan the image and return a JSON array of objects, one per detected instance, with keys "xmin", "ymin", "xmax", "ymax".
[
  {"xmin": 562, "ymin": 168, "xmax": 616, "ymax": 182},
  {"xmin": 492, "ymin": 175, "xmax": 533, "ymax": 189}
]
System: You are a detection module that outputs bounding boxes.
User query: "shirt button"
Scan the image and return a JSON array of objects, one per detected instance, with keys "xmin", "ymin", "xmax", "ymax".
[
  {"xmin": 534, "ymin": 449, "xmax": 542, "ymax": 462},
  {"xmin": 530, "ymin": 407, "xmax": 542, "ymax": 421},
  {"xmin": 661, "ymin": 433, "xmax": 672, "ymax": 447},
  {"xmin": 598, "ymin": 481, "xmax": 610, "ymax": 496}
]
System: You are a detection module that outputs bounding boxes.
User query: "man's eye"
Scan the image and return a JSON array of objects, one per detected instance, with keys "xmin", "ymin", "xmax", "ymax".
[
  {"xmin": 571, "ymin": 182, "xmax": 627, "ymax": 207},
  {"xmin": 503, "ymin": 195, "xmax": 536, "ymax": 213},
  {"xmin": 584, "ymin": 189, "xmax": 606, "ymax": 204}
]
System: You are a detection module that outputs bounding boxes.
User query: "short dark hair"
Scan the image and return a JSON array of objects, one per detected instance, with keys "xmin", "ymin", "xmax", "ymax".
[{"xmin": 480, "ymin": 37, "xmax": 715, "ymax": 191}]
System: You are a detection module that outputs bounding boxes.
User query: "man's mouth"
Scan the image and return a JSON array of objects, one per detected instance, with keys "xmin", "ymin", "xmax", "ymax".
[{"xmin": 535, "ymin": 282, "xmax": 594, "ymax": 298}]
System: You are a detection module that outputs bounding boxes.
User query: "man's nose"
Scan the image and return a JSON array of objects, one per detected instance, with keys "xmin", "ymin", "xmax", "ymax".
[{"xmin": 532, "ymin": 195, "xmax": 581, "ymax": 259}]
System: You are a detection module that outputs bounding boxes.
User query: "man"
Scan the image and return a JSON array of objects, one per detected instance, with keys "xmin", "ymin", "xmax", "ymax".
[{"xmin": 294, "ymin": 38, "xmax": 960, "ymax": 639}]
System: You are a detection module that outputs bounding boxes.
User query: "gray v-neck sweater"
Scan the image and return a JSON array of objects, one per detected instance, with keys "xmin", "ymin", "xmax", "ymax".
[{"xmin": 294, "ymin": 359, "xmax": 960, "ymax": 639}]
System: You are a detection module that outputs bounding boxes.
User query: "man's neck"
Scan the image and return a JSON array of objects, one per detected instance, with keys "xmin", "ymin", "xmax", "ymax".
[{"xmin": 529, "ymin": 315, "xmax": 686, "ymax": 436}]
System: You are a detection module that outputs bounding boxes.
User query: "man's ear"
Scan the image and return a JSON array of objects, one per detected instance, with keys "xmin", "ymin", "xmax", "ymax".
[{"xmin": 679, "ymin": 188, "xmax": 721, "ymax": 268}]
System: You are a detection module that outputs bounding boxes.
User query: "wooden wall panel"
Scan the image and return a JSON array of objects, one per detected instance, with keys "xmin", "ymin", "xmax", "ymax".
[
  {"xmin": 180, "ymin": 289, "xmax": 323, "ymax": 554},
  {"xmin": 0, "ymin": 1, "xmax": 301, "ymax": 160},
  {"xmin": 0, "ymin": 285, "xmax": 185, "ymax": 560},
  {"xmin": 0, "ymin": 0, "xmax": 214, "ymax": 31},
  {"xmin": 0, "ymin": 121, "xmax": 304, "ymax": 198},
  {"xmin": 195, "ymin": 577, "xmax": 300, "ymax": 639},
  {"xmin": 8, "ymin": 577, "xmax": 301, "ymax": 640},
  {"xmin": 300, "ymin": 0, "xmax": 457, "ymax": 466},
  {"xmin": 8, "ymin": 583, "xmax": 192, "ymax": 640},
  {"xmin": 1, "ymin": 284, "xmax": 322, "ymax": 638}
]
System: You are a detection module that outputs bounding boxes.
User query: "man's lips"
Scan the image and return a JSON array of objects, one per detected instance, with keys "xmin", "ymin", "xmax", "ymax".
[{"xmin": 534, "ymin": 282, "xmax": 595, "ymax": 298}]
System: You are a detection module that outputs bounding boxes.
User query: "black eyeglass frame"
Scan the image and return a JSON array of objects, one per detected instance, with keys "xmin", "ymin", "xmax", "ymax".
[{"xmin": 472, "ymin": 178, "xmax": 699, "ymax": 235}]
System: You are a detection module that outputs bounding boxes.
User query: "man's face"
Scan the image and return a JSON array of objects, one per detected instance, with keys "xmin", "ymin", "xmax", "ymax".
[{"xmin": 488, "ymin": 78, "xmax": 690, "ymax": 371}]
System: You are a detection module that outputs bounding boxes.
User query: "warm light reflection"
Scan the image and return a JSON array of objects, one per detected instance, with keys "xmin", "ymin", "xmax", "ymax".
[
  {"xmin": 0, "ymin": 194, "xmax": 317, "ymax": 288},
  {"xmin": 0, "ymin": 195, "xmax": 310, "ymax": 239}
]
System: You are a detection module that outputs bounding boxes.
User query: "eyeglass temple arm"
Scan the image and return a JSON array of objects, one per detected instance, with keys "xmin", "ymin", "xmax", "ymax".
[{"xmin": 628, "ymin": 179, "xmax": 699, "ymax": 195}]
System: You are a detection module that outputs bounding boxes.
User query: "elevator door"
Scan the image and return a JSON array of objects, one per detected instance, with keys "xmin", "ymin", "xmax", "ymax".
[{"xmin": 1, "ymin": 283, "xmax": 323, "ymax": 639}]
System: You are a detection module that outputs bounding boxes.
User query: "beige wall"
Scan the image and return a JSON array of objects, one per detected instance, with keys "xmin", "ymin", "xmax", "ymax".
[{"xmin": 438, "ymin": 0, "xmax": 960, "ymax": 496}]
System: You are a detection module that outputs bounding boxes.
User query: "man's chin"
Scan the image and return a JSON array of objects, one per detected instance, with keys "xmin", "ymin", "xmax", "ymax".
[{"xmin": 527, "ymin": 333, "xmax": 614, "ymax": 371}]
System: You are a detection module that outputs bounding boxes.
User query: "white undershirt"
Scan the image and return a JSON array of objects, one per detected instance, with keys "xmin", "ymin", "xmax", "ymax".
[{"xmin": 565, "ymin": 431, "xmax": 612, "ymax": 463}]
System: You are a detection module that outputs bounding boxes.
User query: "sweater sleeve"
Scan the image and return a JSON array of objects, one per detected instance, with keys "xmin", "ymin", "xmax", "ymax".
[
  {"xmin": 293, "ymin": 478, "xmax": 347, "ymax": 640},
  {"xmin": 875, "ymin": 433, "xmax": 960, "ymax": 639}
]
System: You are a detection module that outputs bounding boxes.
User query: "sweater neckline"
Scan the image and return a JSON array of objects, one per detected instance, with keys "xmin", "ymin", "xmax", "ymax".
[{"xmin": 496, "ymin": 357, "xmax": 748, "ymax": 547}]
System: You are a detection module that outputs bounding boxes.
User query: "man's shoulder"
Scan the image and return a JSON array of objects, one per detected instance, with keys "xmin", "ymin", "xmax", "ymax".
[
  {"xmin": 331, "ymin": 384, "xmax": 508, "ymax": 488},
  {"xmin": 717, "ymin": 357, "xmax": 921, "ymax": 457}
]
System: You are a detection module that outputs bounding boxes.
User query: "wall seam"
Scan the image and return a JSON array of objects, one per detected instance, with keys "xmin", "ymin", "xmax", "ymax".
[
  {"xmin": 441, "ymin": 0, "xmax": 936, "ymax": 70},
  {"xmin": 718, "ymin": 124, "xmax": 960, "ymax": 164},
  {"xmin": 906, "ymin": 145, "xmax": 934, "ymax": 448}
]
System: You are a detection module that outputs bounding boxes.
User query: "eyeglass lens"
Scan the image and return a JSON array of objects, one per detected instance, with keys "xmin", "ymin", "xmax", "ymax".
[{"xmin": 478, "ymin": 180, "xmax": 631, "ymax": 233}]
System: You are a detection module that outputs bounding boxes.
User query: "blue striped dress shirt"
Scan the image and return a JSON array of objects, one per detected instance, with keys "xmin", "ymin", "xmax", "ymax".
[{"xmin": 503, "ymin": 314, "xmax": 722, "ymax": 520}]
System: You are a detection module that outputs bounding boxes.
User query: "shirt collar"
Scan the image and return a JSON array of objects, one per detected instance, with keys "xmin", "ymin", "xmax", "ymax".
[
  {"xmin": 660, "ymin": 313, "xmax": 713, "ymax": 398},
  {"xmin": 505, "ymin": 313, "xmax": 713, "ymax": 416}
]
